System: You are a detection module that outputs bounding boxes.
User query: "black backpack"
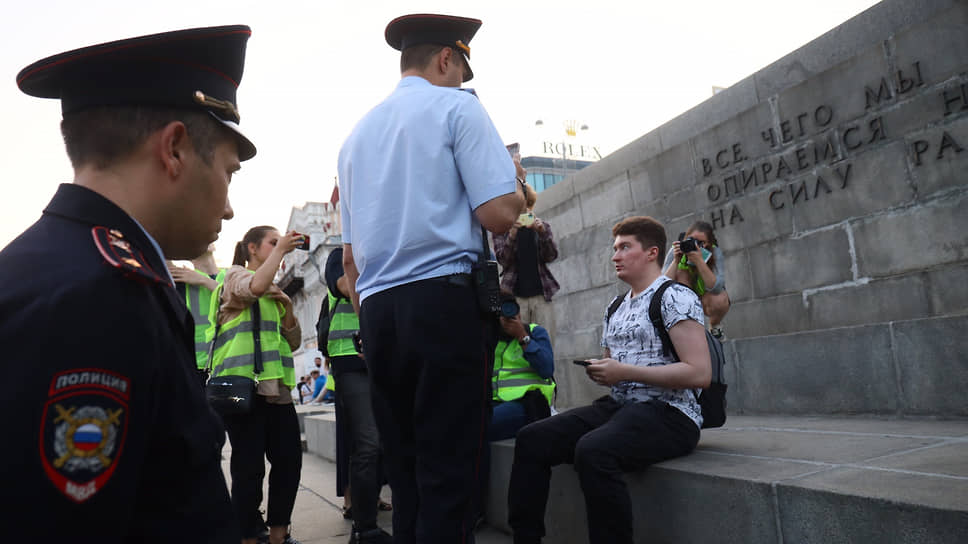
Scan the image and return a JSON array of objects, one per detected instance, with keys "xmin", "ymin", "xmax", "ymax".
[
  {"xmin": 605, "ymin": 280, "xmax": 727, "ymax": 428},
  {"xmin": 315, "ymin": 294, "xmax": 342, "ymax": 358}
]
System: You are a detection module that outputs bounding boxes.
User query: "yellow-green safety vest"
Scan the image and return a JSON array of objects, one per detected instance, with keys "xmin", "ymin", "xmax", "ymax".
[
  {"xmin": 184, "ymin": 269, "xmax": 220, "ymax": 370},
  {"xmin": 492, "ymin": 324, "xmax": 555, "ymax": 405},
  {"xmin": 326, "ymin": 291, "xmax": 359, "ymax": 358},
  {"xmin": 206, "ymin": 270, "xmax": 295, "ymax": 386}
]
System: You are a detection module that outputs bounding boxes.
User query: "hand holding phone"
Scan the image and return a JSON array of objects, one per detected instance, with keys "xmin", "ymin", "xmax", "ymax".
[
  {"xmin": 572, "ymin": 359, "xmax": 591, "ymax": 367},
  {"xmin": 296, "ymin": 233, "xmax": 310, "ymax": 251}
]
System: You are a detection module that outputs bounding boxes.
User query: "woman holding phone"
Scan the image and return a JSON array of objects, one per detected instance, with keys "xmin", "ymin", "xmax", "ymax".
[{"xmin": 211, "ymin": 225, "xmax": 305, "ymax": 544}]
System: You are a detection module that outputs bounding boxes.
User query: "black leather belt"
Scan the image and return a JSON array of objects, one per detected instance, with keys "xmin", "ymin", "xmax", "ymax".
[{"xmin": 428, "ymin": 273, "xmax": 472, "ymax": 287}]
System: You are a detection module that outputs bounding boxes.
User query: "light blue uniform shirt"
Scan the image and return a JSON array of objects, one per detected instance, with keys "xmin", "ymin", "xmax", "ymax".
[{"xmin": 338, "ymin": 76, "xmax": 516, "ymax": 302}]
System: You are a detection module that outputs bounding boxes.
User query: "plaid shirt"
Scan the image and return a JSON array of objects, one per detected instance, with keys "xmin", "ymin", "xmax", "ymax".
[{"xmin": 493, "ymin": 219, "xmax": 560, "ymax": 301}]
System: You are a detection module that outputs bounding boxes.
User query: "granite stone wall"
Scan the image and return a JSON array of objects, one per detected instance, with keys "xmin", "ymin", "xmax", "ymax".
[{"xmin": 538, "ymin": 0, "xmax": 968, "ymax": 417}]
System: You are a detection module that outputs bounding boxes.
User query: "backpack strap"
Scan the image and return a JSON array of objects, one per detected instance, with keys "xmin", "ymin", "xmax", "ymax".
[
  {"xmin": 317, "ymin": 292, "xmax": 345, "ymax": 356},
  {"xmin": 328, "ymin": 294, "xmax": 344, "ymax": 338},
  {"xmin": 648, "ymin": 280, "xmax": 680, "ymax": 361},
  {"xmin": 605, "ymin": 290, "xmax": 630, "ymax": 324}
]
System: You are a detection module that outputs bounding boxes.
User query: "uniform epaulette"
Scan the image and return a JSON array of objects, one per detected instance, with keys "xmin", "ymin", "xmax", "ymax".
[{"xmin": 91, "ymin": 226, "xmax": 170, "ymax": 286}]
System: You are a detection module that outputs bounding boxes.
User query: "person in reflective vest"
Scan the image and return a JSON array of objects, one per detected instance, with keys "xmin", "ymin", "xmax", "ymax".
[
  {"xmin": 209, "ymin": 225, "xmax": 305, "ymax": 544},
  {"xmin": 322, "ymin": 247, "xmax": 392, "ymax": 543},
  {"xmin": 490, "ymin": 293, "xmax": 555, "ymax": 441},
  {"xmin": 169, "ymin": 243, "xmax": 221, "ymax": 370}
]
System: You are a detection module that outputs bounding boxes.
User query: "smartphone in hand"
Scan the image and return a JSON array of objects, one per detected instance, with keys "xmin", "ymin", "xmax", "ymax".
[{"xmin": 572, "ymin": 359, "xmax": 591, "ymax": 367}]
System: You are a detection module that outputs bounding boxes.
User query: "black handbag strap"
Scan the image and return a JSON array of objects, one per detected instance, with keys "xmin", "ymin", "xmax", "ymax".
[
  {"xmin": 205, "ymin": 284, "xmax": 223, "ymax": 375},
  {"xmin": 251, "ymin": 300, "xmax": 264, "ymax": 375}
]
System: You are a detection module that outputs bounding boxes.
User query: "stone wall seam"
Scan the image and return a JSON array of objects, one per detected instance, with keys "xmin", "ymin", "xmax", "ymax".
[
  {"xmin": 846, "ymin": 220, "xmax": 860, "ymax": 281},
  {"xmin": 786, "ymin": 217, "xmax": 850, "ymax": 240},
  {"xmin": 887, "ymin": 321, "xmax": 906, "ymax": 416},
  {"xmin": 743, "ymin": 247, "xmax": 757, "ymax": 301},
  {"xmin": 769, "ymin": 481, "xmax": 785, "ymax": 544},
  {"xmin": 883, "ymin": 37, "xmax": 897, "ymax": 94},
  {"xmin": 850, "ymin": 185, "xmax": 968, "ymax": 223},
  {"xmin": 801, "ymin": 277, "xmax": 872, "ymax": 308}
]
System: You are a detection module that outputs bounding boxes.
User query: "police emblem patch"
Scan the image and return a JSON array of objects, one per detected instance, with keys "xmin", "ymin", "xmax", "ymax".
[
  {"xmin": 41, "ymin": 369, "xmax": 130, "ymax": 503},
  {"xmin": 91, "ymin": 226, "xmax": 169, "ymax": 286}
]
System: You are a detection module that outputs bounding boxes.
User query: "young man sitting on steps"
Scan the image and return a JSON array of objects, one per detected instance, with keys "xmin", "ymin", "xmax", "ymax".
[{"xmin": 506, "ymin": 215, "xmax": 712, "ymax": 544}]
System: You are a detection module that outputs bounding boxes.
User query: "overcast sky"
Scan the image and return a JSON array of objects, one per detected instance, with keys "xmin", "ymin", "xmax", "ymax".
[{"xmin": 0, "ymin": 0, "xmax": 880, "ymax": 265}]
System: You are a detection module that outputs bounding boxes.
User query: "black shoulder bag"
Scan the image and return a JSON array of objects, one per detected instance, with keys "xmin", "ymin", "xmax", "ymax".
[{"xmin": 205, "ymin": 288, "xmax": 262, "ymax": 416}]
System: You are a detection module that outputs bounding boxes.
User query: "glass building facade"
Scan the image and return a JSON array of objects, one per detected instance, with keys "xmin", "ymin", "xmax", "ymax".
[{"xmin": 521, "ymin": 155, "xmax": 595, "ymax": 193}]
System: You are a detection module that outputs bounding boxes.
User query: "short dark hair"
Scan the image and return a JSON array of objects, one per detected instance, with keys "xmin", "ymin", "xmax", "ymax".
[
  {"xmin": 60, "ymin": 106, "xmax": 228, "ymax": 170},
  {"xmin": 611, "ymin": 216, "xmax": 666, "ymax": 258},
  {"xmin": 400, "ymin": 44, "xmax": 457, "ymax": 73}
]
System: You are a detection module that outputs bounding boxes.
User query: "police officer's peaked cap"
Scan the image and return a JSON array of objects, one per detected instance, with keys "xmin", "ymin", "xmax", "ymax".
[
  {"xmin": 385, "ymin": 14, "xmax": 481, "ymax": 82},
  {"xmin": 16, "ymin": 25, "xmax": 257, "ymax": 161}
]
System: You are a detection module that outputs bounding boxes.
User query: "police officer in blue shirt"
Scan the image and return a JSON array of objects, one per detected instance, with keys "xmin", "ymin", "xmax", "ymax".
[
  {"xmin": 338, "ymin": 13, "xmax": 526, "ymax": 544},
  {"xmin": 0, "ymin": 26, "xmax": 256, "ymax": 543}
]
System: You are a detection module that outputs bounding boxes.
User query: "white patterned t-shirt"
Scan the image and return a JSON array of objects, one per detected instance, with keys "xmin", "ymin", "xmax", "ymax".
[{"xmin": 601, "ymin": 276, "xmax": 705, "ymax": 427}]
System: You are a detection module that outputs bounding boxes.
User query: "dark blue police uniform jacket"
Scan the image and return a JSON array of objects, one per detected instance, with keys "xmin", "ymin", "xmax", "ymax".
[{"xmin": 0, "ymin": 184, "xmax": 239, "ymax": 543}]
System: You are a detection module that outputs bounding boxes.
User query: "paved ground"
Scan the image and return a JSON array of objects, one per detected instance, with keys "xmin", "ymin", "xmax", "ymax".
[{"xmin": 221, "ymin": 445, "xmax": 511, "ymax": 544}]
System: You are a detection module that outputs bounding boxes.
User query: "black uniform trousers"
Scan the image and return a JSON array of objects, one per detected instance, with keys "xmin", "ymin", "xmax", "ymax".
[
  {"xmin": 336, "ymin": 366, "xmax": 384, "ymax": 530},
  {"xmin": 223, "ymin": 395, "xmax": 303, "ymax": 538},
  {"xmin": 360, "ymin": 277, "xmax": 490, "ymax": 544},
  {"xmin": 508, "ymin": 395, "xmax": 700, "ymax": 544}
]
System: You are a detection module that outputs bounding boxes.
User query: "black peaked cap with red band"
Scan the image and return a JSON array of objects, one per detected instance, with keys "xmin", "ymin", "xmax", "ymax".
[
  {"xmin": 16, "ymin": 25, "xmax": 257, "ymax": 161},
  {"xmin": 385, "ymin": 14, "xmax": 481, "ymax": 82}
]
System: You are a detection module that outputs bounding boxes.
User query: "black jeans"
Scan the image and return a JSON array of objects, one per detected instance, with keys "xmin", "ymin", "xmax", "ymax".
[
  {"xmin": 222, "ymin": 396, "xmax": 303, "ymax": 538},
  {"xmin": 507, "ymin": 395, "xmax": 700, "ymax": 544},
  {"xmin": 360, "ymin": 278, "xmax": 490, "ymax": 544},
  {"xmin": 337, "ymin": 368, "xmax": 383, "ymax": 530}
]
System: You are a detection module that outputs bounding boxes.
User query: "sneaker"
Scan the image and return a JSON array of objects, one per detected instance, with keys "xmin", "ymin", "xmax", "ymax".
[{"xmin": 348, "ymin": 527, "xmax": 393, "ymax": 544}]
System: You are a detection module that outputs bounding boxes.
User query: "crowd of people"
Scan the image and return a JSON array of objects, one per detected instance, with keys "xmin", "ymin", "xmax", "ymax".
[{"xmin": 0, "ymin": 12, "xmax": 731, "ymax": 544}]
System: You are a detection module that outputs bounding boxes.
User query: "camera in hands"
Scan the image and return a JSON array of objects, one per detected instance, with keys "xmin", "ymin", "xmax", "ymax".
[
  {"xmin": 679, "ymin": 237, "xmax": 701, "ymax": 253},
  {"xmin": 500, "ymin": 299, "xmax": 520, "ymax": 318}
]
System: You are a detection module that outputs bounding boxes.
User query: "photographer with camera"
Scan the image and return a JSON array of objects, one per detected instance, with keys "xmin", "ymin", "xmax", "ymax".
[
  {"xmin": 337, "ymin": 14, "xmax": 525, "ymax": 543},
  {"xmin": 490, "ymin": 292, "xmax": 555, "ymax": 441},
  {"xmin": 475, "ymin": 292, "xmax": 555, "ymax": 528},
  {"xmin": 664, "ymin": 221, "xmax": 730, "ymax": 339}
]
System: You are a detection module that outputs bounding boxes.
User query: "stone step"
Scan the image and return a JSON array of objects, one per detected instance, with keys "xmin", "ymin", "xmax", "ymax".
[
  {"xmin": 294, "ymin": 402, "xmax": 334, "ymax": 433},
  {"xmin": 308, "ymin": 412, "xmax": 968, "ymax": 542},
  {"xmin": 305, "ymin": 411, "xmax": 338, "ymax": 462},
  {"xmin": 486, "ymin": 415, "xmax": 968, "ymax": 543}
]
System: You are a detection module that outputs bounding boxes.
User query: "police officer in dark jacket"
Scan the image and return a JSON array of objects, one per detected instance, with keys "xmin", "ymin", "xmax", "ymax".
[{"xmin": 0, "ymin": 26, "xmax": 257, "ymax": 543}]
